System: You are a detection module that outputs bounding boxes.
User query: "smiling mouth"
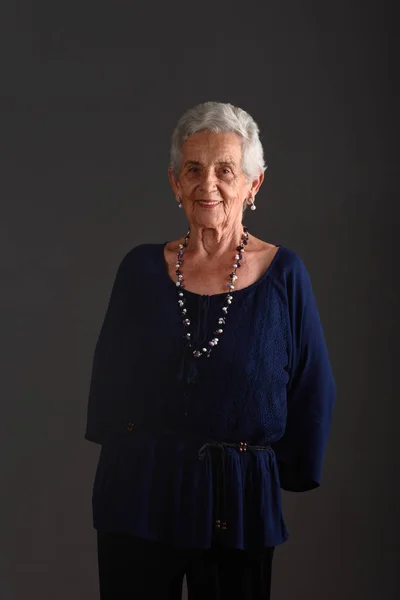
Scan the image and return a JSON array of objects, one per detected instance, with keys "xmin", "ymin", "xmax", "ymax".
[{"xmin": 197, "ymin": 200, "xmax": 220, "ymax": 207}]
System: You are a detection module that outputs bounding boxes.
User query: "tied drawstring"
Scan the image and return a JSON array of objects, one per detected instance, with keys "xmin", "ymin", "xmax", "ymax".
[
  {"xmin": 198, "ymin": 442, "xmax": 228, "ymax": 533},
  {"xmin": 198, "ymin": 439, "xmax": 272, "ymax": 538},
  {"xmin": 125, "ymin": 423, "xmax": 272, "ymax": 541}
]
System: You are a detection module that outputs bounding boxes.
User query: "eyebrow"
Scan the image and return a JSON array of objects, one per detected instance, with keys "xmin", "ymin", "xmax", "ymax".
[
  {"xmin": 216, "ymin": 160, "xmax": 236, "ymax": 167},
  {"xmin": 183, "ymin": 160, "xmax": 236, "ymax": 168}
]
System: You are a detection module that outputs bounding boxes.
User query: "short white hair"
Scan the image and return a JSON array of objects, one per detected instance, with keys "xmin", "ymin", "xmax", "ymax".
[{"xmin": 170, "ymin": 101, "xmax": 267, "ymax": 181}]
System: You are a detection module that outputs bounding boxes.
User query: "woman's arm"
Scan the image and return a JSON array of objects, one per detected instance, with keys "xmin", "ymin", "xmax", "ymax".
[{"xmin": 273, "ymin": 253, "xmax": 336, "ymax": 491}]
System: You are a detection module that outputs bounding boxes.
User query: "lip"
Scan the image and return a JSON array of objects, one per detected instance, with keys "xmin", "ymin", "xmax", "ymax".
[{"xmin": 197, "ymin": 200, "xmax": 221, "ymax": 208}]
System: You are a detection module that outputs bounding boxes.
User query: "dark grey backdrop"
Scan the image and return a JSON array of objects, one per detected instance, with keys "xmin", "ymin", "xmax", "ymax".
[{"xmin": 2, "ymin": 1, "xmax": 398, "ymax": 598}]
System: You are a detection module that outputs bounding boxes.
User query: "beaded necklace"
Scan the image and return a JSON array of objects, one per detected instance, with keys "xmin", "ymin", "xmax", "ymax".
[{"xmin": 175, "ymin": 226, "xmax": 249, "ymax": 359}]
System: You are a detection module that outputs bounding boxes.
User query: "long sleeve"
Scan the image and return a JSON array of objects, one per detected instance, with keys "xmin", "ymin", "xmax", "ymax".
[
  {"xmin": 84, "ymin": 248, "xmax": 138, "ymax": 445},
  {"xmin": 272, "ymin": 254, "xmax": 336, "ymax": 491}
]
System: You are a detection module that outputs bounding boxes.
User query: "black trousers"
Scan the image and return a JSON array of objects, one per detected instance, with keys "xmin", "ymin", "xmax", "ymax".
[{"xmin": 96, "ymin": 531, "xmax": 275, "ymax": 599}]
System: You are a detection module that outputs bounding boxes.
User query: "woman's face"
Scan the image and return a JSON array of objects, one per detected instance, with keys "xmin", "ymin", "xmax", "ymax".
[{"xmin": 168, "ymin": 131, "xmax": 263, "ymax": 231}]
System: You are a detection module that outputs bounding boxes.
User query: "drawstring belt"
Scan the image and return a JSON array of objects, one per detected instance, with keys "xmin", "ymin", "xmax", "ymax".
[{"xmin": 126, "ymin": 423, "xmax": 271, "ymax": 538}]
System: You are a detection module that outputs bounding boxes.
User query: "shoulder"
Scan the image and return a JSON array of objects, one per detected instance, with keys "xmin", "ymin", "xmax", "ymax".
[
  {"xmin": 250, "ymin": 236, "xmax": 306, "ymax": 275},
  {"xmin": 109, "ymin": 243, "xmax": 164, "ymax": 288},
  {"xmin": 274, "ymin": 245, "xmax": 308, "ymax": 274},
  {"xmin": 117, "ymin": 242, "xmax": 164, "ymax": 269},
  {"xmin": 268, "ymin": 244, "xmax": 314, "ymax": 302}
]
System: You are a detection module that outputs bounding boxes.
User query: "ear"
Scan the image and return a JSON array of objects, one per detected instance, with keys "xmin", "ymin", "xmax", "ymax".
[
  {"xmin": 168, "ymin": 166, "xmax": 180, "ymax": 196},
  {"xmin": 249, "ymin": 172, "xmax": 264, "ymax": 197}
]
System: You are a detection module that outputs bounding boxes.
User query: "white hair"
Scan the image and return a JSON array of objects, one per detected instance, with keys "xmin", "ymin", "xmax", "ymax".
[{"xmin": 170, "ymin": 101, "xmax": 267, "ymax": 181}]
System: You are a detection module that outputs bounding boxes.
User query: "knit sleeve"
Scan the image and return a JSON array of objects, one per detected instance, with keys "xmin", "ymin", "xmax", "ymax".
[
  {"xmin": 272, "ymin": 254, "xmax": 336, "ymax": 492},
  {"xmin": 84, "ymin": 248, "xmax": 138, "ymax": 445}
]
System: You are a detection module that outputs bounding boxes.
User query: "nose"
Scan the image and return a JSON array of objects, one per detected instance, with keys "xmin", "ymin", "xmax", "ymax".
[{"xmin": 199, "ymin": 168, "xmax": 218, "ymax": 192}]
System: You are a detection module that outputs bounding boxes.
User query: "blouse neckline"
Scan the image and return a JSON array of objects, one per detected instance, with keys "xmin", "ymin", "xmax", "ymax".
[{"xmin": 160, "ymin": 241, "xmax": 284, "ymax": 299}]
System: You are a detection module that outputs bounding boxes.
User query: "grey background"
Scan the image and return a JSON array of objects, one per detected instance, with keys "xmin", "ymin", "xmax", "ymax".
[{"xmin": 1, "ymin": 1, "xmax": 398, "ymax": 598}]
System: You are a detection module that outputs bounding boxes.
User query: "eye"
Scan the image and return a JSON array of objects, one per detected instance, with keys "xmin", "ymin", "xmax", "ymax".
[{"xmin": 188, "ymin": 167, "xmax": 200, "ymax": 173}]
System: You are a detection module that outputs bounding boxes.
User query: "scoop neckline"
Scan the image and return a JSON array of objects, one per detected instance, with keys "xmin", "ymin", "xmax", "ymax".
[{"xmin": 160, "ymin": 241, "xmax": 284, "ymax": 299}]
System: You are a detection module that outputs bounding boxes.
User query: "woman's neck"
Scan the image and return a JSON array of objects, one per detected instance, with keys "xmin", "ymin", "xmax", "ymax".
[{"xmin": 185, "ymin": 222, "xmax": 246, "ymax": 259}]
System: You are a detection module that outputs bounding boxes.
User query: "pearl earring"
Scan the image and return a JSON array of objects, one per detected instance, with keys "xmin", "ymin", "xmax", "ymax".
[
  {"xmin": 177, "ymin": 196, "xmax": 183, "ymax": 208},
  {"xmin": 249, "ymin": 197, "xmax": 256, "ymax": 211}
]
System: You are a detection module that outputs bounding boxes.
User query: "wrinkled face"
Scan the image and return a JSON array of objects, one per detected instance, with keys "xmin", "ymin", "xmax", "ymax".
[{"xmin": 169, "ymin": 131, "xmax": 260, "ymax": 230}]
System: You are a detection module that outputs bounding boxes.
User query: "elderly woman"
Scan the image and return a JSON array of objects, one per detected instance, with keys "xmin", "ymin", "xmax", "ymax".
[{"xmin": 85, "ymin": 101, "xmax": 336, "ymax": 600}]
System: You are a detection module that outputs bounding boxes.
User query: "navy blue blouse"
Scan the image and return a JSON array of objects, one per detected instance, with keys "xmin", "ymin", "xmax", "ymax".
[{"xmin": 85, "ymin": 242, "xmax": 336, "ymax": 550}]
